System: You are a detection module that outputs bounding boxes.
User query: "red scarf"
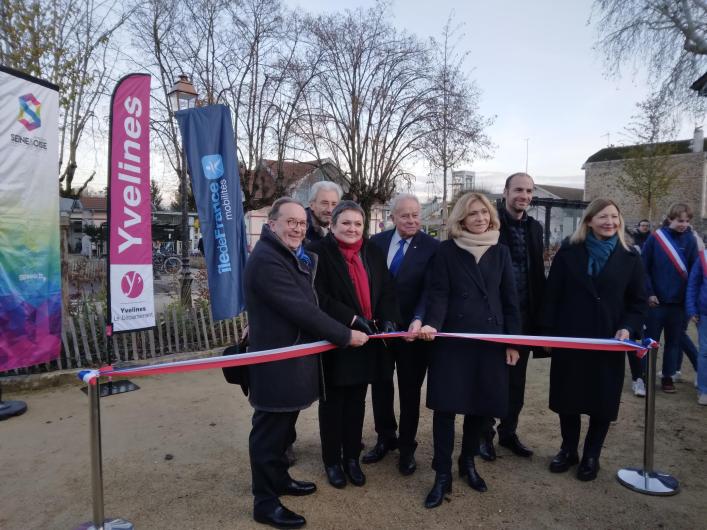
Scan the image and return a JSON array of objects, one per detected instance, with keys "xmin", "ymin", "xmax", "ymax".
[{"xmin": 336, "ymin": 238, "xmax": 373, "ymax": 319}]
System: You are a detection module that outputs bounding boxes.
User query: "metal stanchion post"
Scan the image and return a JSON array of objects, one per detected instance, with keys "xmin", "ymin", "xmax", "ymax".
[
  {"xmin": 76, "ymin": 377, "xmax": 133, "ymax": 530},
  {"xmin": 616, "ymin": 346, "xmax": 679, "ymax": 495}
]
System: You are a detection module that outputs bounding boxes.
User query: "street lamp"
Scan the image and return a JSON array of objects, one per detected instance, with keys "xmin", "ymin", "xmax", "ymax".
[{"xmin": 167, "ymin": 74, "xmax": 198, "ymax": 307}]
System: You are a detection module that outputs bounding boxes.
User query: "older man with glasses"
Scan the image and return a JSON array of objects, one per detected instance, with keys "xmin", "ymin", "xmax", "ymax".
[{"xmin": 245, "ymin": 197, "xmax": 368, "ymax": 528}]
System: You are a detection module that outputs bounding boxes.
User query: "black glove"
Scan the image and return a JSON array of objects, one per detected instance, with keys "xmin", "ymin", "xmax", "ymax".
[
  {"xmin": 351, "ymin": 315, "xmax": 375, "ymax": 335},
  {"xmin": 380, "ymin": 320, "xmax": 397, "ymax": 333}
]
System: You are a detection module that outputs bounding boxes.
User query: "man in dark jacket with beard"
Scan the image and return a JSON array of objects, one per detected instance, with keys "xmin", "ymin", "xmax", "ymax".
[
  {"xmin": 479, "ymin": 172, "xmax": 546, "ymax": 460},
  {"xmin": 245, "ymin": 197, "xmax": 368, "ymax": 528}
]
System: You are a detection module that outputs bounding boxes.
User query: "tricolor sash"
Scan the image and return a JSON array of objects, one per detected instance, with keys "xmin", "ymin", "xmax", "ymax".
[{"xmin": 654, "ymin": 228, "xmax": 688, "ymax": 279}]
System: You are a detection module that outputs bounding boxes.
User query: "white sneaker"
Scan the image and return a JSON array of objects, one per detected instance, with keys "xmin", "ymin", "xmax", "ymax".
[
  {"xmin": 698, "ymin": 393, "xmax": 707, "ymax": 406},
  {"xmin": 632, "ymin": 378, "xmax": 646, "ymax": 397}
]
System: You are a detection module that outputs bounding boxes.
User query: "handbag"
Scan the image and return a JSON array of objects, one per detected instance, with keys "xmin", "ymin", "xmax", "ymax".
[{"xmin": 222, "ymin": 335, "xmax": 250, "ymax": 396}]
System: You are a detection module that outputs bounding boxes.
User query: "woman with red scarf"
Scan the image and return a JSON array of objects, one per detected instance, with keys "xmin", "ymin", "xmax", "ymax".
[{"xmin": 307, "ymin": 200, "xmax": 400, "ymax": 490}]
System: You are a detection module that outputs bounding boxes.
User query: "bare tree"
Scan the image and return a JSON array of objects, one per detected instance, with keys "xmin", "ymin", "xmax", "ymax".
[
  {"xmin": 1, "ymin": 0, "xmax": 132, "ymax": 197},
  {"xmin": 617, "ymin": 94, "xmax": 680, "ymax": 220},
  {"xmin": 130, "ymin": 0, "xmax": 191, "ymax": 204},
  {"xmin": 423, "ymin": 15, "xmax": 493, "ymax": 237},
  {"xmin": 133, "ymin": 0, "xmax": 313, "ymax": 212},
  {"xmin": 593, "ymin": 0, "xmax": 707, "ymax": 109},
  {"xmin": 150, "ymin": 179, "xmax": 164, "ymax": 210},
  {"xmin": 300, "ymin": 1, "xmax": 435, "ymax": 218}
]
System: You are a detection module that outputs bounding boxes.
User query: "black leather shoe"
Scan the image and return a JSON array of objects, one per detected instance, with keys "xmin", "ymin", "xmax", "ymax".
[
  {"xmin": 398, "ymin": 452, "xmax": 417, "ymax": 476},
  {"xmin": 281, "ymin": 478, "xmax": 316, "ymax": 496},
  {"xmin": 457, "ymin": 455, "xmax": 487, "ymax": 492},
  {"xmin": 325, "ymin": 464, "xmax": 346, "ymax": 489},
  {"xmin": 344, "ymin": 458, "xmax": 366, "ymax": 486},
  {"xmin": 424, "ymin": 473, "xmax": 452, "ymax": 509},
  {"xmin": 549, "ymin": 448, "xmax": 579, "ymax": 473},
  {"xmin": 478, "ymin": 437, "xmax": 497, "ymax": 462},
  {"xmin": 499, "ymin": 434, "xmax": 534, "ymax": 457},
  {"xmin": 361, "ymin": 437, "xmax": 398, "ymax": 464},
  {"xmin": 576, "ymin": 456, "xmax": 600, "ymax": 481},
  {"xmin": 254, "ymin": 504, "xmax": 306, "ymax": 529}
]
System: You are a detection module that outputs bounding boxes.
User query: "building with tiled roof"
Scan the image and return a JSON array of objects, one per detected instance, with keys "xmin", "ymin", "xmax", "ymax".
[{"xmin": 583, "ymin": 128, "xmax": 706, "ymax": 228}]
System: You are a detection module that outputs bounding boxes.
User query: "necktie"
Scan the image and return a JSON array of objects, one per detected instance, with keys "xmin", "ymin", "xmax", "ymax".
[{"xmin": 389, "ymin": 239, "xmax": 406, "ymax": 277}]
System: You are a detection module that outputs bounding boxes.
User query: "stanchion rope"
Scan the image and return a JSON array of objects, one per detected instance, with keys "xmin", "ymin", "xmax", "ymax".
[{"xmin": 78, "ymin": 333, "xmax": 657, "ymax": 383}]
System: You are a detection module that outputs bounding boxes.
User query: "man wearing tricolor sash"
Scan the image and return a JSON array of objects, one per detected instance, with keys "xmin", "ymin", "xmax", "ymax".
[{"xmin": 642, "ymin": 203, "xmax": 698, "ymax": 393}]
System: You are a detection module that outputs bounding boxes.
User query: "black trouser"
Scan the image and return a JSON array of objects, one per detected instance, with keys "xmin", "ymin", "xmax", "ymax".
[
  {"xmin": 432, "ymin": 411, "xmax": 484, "ymax": 475},
  {"xmin": 559, "ymin": 413, "xmax": 611, "ymax": 459},
  {"xmin": 482, "ymin": 348, "xmax": 530, "ymax": 442},
  {"xmin": 626, "ymin": 351, "xmax": 643, "ymax": 381},
  {"xmin": 319, "ymin": 383, "xmax": 367, "ymax": 465},
  {"xmin": 370, "ymin": 341, "xmax": 428, "ymax": 454},
  {"xmin": 250, "ymin": 409, "xmax": 299, "ymax": 512}
]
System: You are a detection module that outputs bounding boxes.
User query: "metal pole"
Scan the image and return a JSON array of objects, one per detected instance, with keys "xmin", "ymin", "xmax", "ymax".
[
  {"xmin": 179, "ymin": 148, "xmax": 192, "ymax": 307},
  {"xmin": 643, "ymin": 342, "xmax": 657, "ymax": 475},
  {"xmin": 616, "ymin": 346, "xmax": 679, "ymax": 495},
  {"xmin": 89, "ymin": 378, "xmax": 105, "ymax": 530},
  {"xmin": 76, "ymin": 376, "xmax": 134, "ymax": 530}
]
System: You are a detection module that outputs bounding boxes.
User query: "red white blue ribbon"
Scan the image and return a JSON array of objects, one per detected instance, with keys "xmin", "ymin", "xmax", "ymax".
[{"xmin": 77, "ymin": 333, "xmax": 657, "ymax": 383}]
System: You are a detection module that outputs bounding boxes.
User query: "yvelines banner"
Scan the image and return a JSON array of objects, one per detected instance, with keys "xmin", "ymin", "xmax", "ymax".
[
  {"xmin": 0, "ymin": 66, "xmax": 61, "ymax": 371},
  {"xmin": 108, "ymin": 74, "xmax": 155, "ymax": 332},
  {"xmin": 176, "ymin": 104, "xmax": 247, "ymax": 320}
]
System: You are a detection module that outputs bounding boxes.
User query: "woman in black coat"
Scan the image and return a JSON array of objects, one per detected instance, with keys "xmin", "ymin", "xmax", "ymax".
[
  {"xmin": 307, "ymin": 200, "xmax": 400, "ymax": 490},
  {"xmin": 419, "ymin": 192, "xmax": 521, "ymax": 508},
  {"xmin": 541, "ymin": 198, "xmax": 647, "ymax": 481}
]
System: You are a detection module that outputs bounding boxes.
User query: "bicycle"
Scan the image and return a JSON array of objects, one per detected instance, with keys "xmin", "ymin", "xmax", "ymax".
[{"xmin": 153, "ymin": 251, "xmax": 182, "ymax": 275}]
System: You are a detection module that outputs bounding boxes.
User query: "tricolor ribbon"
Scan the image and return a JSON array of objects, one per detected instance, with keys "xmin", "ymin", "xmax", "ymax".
[{"xmin": 76, "ymin": 333, "xmax": 658, "ymax": 382}]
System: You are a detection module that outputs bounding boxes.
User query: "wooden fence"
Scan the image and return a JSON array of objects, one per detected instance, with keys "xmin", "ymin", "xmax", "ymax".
[{"xmin": 2, "ymin": 301, "xmax": 246, "ymax": 376}]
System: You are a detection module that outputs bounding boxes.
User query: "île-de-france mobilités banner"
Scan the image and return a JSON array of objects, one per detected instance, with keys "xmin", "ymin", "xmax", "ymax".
[{"xmin": 176, "ymin": 104, "xmax": 248, "ymax": 321}]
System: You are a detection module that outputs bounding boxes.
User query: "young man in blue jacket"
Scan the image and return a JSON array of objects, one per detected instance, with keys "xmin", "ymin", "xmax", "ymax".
[{"xmin": 642, "ymin": 203, "xmax": 698, "ymax": 393}]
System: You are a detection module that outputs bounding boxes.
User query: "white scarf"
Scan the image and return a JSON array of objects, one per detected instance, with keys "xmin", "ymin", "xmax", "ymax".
[{"xmin": 453, "ymin": 229, "xmax": 500, "ymax": 262}]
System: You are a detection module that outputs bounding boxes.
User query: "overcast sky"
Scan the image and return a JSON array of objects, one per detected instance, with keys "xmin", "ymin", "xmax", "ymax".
[{"xmin": 287, "ymin": 0, "xmax": 703, "ymax": 193}]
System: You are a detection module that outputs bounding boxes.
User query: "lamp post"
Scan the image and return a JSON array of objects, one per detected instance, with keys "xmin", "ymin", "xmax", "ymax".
[{"xmin": 167, "ymin": 74, "xmax": 198, "ymax": 307}]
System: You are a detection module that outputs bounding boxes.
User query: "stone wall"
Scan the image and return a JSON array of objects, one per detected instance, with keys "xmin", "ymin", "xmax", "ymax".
[{"xmin": 584, "ymin": 152, "xmax": 707, "ymax": 230}]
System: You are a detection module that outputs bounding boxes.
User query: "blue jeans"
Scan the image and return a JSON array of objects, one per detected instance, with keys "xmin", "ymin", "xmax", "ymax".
[
  {"xmin": 678, "ymin": 329, "xmax": 699, "ymax": 372},
  {"xmin": 697, "ymin": 317, "xmax": 707, "ymax": 394},
  {"xmin": 646, "ymin": 305, "xmax": 683, "ymax": 378}
]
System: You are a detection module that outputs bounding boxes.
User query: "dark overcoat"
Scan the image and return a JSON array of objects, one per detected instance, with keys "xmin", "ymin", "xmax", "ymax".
[
  {"xmin": 541, "ymin": 241, "xmax": 647, "ymax": 420},
  {"xmin": 424, "ymin": 240, "xmax": 521, "ymax": 416},
  {"xmin": 370, "ymin": 229, "xmax": 440, "ymax": 325},
  {"xmin": 244, "ymin": 225, "xmax": 351, "ymax": 412},
  {"xmin": 307, "ymin": 234, "xmax": 401, "ymax": 387}
]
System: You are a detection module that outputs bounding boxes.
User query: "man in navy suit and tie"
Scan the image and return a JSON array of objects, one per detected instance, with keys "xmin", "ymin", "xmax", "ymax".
[{"xmin": 363, "ymin": 193, "xmax": 439, "ymax": 475}]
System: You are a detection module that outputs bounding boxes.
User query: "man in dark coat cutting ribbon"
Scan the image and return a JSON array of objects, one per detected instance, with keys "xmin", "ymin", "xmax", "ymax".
[{"xmin": 244, "ymin": 197, "xmax": 368, "ymax": 529}]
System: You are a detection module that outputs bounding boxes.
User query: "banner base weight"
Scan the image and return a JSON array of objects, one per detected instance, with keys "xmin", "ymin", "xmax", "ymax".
[
  {"xmin": 76, "ymin": 518, "xmax": 134, "ymax": 530},
  {"xmin": 617, "ymin": 468, "xmax": 679, "ymax": 496},
  {"xmin": 81, "ymin": 380, "xmax": 140, "ymax": 397},
  {"xmin": 0, "ymin": 400, "xmax": 27, "ymax": 420}
]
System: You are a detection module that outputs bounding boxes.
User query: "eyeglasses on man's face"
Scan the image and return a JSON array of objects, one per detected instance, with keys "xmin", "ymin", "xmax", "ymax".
[{"xmin": 285, "ymin": 218, "xmax": 307, "ymax": 229}]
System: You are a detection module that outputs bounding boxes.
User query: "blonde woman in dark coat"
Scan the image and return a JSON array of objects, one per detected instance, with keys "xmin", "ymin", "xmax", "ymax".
[
  {"xmin": 541, "ymin": 198, "xmax": 647, "ymax": 482},
  {"xmin": 419, "ymin": 192, "xmax": 521, "ymax": 508}
]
